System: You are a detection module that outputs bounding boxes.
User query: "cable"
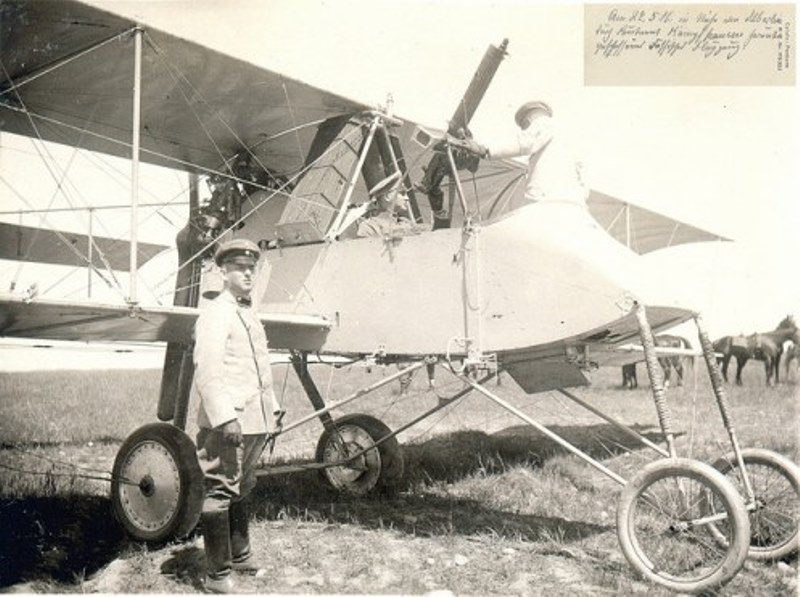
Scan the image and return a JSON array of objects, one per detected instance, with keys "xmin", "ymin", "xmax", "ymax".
[{"xmin": 0, "ymin": 461, "xmax": 115, "ymax": 485}]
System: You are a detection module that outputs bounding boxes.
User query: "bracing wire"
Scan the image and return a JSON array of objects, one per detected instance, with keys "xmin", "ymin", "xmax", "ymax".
[
  {"xmin": 281, "ymin": 77, "xmax": 306, "ymax": 167},
  {"xmin": 151, "ymin": 123, "xmax": 366, "ymax": 296},
  {"xmin": 0, "ymin": 60, "xmax": 129, "ymax": 298},
  {"xmin": 0, "ymin": 28, "xmax": 136, "ymax": 98},
  {"xmin": 8, "ymin": 116, "xmax": 188, "ymax": 259},
  {"xmin": 0, "ymin": 461, "xmax": 115, "ymax": 485},
  {"xmin": 143, "ymin": 32, "xmax": 281, "ymax": 186}
]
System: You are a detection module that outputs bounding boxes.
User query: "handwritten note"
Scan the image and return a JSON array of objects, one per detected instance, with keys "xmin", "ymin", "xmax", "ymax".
[{"xmin": 585, "ymin": 4, "xmax": 794, "ymax": 85}]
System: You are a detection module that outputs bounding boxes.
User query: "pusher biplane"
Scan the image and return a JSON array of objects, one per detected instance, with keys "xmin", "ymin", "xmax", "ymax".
[{"xmin": 1, "ymin": 2, "xmax": 798, "ymax": 593}]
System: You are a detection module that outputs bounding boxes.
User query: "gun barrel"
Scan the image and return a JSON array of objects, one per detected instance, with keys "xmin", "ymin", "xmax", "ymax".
[{"xmin": 448, "ymin": 38, "xmax": 509, "ymax": 134}]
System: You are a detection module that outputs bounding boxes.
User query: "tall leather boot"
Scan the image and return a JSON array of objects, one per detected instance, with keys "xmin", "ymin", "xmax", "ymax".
[
  {"xmin": 229, "ymin": 499, "xmax": 265, "ymax": 575},
  {"xmin": 202, "ymin": 510, "xmax": 235, "ymax": 594}
]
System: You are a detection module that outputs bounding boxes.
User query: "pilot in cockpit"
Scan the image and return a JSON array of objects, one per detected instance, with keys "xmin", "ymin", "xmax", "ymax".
[{"xmin": 356, "ymin": 176, "xmax": 420, "ymax": 239}]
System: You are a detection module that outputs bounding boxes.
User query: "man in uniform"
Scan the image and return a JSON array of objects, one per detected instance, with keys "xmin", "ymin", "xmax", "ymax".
[
  {"xmin": 191, "ymin": 238, "xmax": 284, "ymax": 593},
  {"xmin": 460, "ymin": 100, "xmax": 589, "ymax": 207},
  {"xmin": 357, "ymin": 178, "xmax": 419, "ymax": 239}
]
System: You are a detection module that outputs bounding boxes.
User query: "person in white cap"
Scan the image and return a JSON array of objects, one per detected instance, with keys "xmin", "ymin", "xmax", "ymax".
[
  {"xmin": 191, "ymin": 238, "xmax": 284, "ymax": 593},
  {"xmin": 357, "ymin": 176, "xmax": 419, "ymax": 239},
  {"xmin": 461, "ymin": 100, "xmax": 589, "ymax": 206}
]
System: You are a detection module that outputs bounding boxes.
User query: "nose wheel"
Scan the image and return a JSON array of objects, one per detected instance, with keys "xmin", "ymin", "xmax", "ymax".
[{"xmin": 111, "ymin": 423, "xmax": 204, "ymax": 543}]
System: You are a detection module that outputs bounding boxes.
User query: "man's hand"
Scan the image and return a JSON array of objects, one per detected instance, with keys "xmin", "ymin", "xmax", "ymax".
[
  {"xmin": 434, "ymin": 135, "xmax": 488, "ymax": 158},
  {"xmin": 219, "ymin": 419, "xmax": 243, "ymax": 446}
]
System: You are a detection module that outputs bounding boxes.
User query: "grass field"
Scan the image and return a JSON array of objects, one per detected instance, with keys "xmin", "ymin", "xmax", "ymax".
[{"xmin": 0, "ymin": 361, "xmax": 797, "ymax": 594}]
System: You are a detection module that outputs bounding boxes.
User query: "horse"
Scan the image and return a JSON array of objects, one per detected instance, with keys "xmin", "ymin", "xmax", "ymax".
[
  {"xmin": 785, "ymin": 342, "xmax": 800, "ymax": 381},
  {"xmin": 620, "ymin": 334, "xmax": 692, "ymax": 389},
  {"xmin": 713, "ymin": 315, "xmax": 798, "ymax": 386},
  {"xmin": 655, "ymin": 334, "xmax": 692, "ymax": 387}
]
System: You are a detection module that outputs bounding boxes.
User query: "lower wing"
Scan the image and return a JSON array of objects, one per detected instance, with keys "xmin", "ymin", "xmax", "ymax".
[{"xmin": 0, "ymin": 293, "xmax": 330, "ymax": 351}]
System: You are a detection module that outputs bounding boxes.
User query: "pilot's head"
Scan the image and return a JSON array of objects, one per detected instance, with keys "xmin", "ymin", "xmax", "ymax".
[
  {"xmin": 368, "ymin": 174, "xmax": 408, "ymax": 216},
  {"xmin": 514, "ymin": 100, "xmax": 553, "ymax": 130},
  {"xmin": 379, "ymin": 187, "xmax": 409, "ymax": 214},
  {"xmin": 214, "ymin": 238, "xmax": 260, "ymax": 298}
]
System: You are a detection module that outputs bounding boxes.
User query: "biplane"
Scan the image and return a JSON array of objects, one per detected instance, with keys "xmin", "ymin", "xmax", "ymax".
[{"xmin": 1, "ymin": 1, "xmax": 797, "ymax": 593}]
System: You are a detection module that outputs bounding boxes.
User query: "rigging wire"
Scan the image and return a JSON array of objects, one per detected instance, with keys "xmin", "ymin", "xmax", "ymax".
[
  {"xmin": 143, "ymin": 32, "xmax": 280, "ymax": 186},
  {"xmin": 0, "ymin": 460, "xmax": 116, "ymax": 485},
  {"xmin": 2, "ymin": 55, "xmax": 186, "ymax": 302},
  {"xmin": 281, "ymin": 77, "xmax": 306, "ymax": 167},
  {"xmin": 22, "ymin": 85, "xmax": 189, "ymax": 279},
  {"xmin": 0, "ymin": 103, "xmax": 277, "ymax": 186},
  {"xmin": 5, "ymin": 445, "xmax": 114, "ymax": 477},
  {"xmin": 151, "ymin": 123, "xmax": 365, "ymax": 296},
  {"xmin": 0, "ymin": 28, "xmax": 137, "ymax": 97},
  {"xmin": 0, "ymin": 174, "xmax": 120, "ymax": 294},
  {"xmin": 0, "ymin": 61, "xmax": 128, "ymax": 298},
  {"xmin": 143, "ymin": 31, "xmax": 299, "ymax": 254}
]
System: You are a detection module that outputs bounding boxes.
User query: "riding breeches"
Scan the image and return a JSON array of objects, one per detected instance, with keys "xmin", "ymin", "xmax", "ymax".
[{"xmin": 196, "ymin": 428, "xmax": 268, "ymax": 513}]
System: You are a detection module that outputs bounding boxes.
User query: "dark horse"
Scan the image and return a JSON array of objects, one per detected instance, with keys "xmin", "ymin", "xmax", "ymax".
[
  {"xmin": 713, "ymin": 315, "xmax": 798, "ymax": 385},
  {"xmin": 621, "ymin": 334, "xmax": 693, "ymax": 389}
]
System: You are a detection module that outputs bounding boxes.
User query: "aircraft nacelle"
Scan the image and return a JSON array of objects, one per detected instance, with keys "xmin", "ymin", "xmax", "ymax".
[{"xmin": 198, "ymin": 199, "xmax": 693, "ymax": 394}]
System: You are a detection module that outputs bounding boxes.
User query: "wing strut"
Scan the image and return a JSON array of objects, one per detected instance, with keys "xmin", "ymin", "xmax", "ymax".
[
  {"xmin": 128, "ymin": 26, "xmax": 143, "ymax": 304},
  {"xmin": 325, "ymin": 115, "xmax": 380, "ymax": 241}
]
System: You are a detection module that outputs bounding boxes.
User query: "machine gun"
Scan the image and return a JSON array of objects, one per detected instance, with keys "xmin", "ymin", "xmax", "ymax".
[{"xmin": 418, "ymin": 38, "xmax": 508, "ymax": 229}]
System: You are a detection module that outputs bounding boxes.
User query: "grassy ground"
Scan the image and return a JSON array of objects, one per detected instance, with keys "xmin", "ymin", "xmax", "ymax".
[{"xmin": 0, "ymin": 362, "xmax": 797, "ymax": 594}]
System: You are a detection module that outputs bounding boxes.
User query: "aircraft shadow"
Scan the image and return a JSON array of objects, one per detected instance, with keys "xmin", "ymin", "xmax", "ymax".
[
  {"xmin": 249, "ymin": 422, "xmax": 669, "ymax": 543},
  {"xmin": 0, "ymin": 495, "xmax": 129, "ymax": 589},
  {"xmin": 0, "ymin": 422, "xmax": 666, "ymax": 588}
]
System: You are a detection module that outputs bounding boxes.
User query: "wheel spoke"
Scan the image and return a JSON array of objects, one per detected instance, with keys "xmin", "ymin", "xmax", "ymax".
[
  {"xmin": 111, "ymin": 423, "xmax": 203, "ymax": 543},
  {"xmin": 315, "ymin": 414, "xmax": 404, "ymax": 496},
  {"xmin": 618, "ymin": 458, "xmax": 749, "ymax": 593},
  {"xmin": 708, "ymin": 450, "xmax": 800, "ymax": 559}
]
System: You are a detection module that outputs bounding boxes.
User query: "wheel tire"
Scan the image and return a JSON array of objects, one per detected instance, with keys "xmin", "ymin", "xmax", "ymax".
[
  {"xmin": 617, "ymin": 458, "xmax": 750, "ymax": 594},
  {"xmin": 111, "ymin": 423, "xmax": 204, "ymax": 543},
  {"xmin": 708, "ymin": 448, "xmax": 800, "ymax": 560},
  {"xmin": 315, "ymin": 414, "xmax": 404, "ymax": 496}
]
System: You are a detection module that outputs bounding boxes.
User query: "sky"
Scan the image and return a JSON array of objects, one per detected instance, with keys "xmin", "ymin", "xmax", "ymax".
[{"xmin": 0, "ymin": 0, "xmax": 798, "ymax": 368}]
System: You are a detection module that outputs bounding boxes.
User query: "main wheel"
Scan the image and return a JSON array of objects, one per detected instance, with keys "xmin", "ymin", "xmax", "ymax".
[
  {"xmin": 617, "ymin": 458, "xmax": 750, "ymax": 594},
  {"xmin": 315, "ymin": 414, "xmax": 404, "ymax": 496},
  {"xmin": 111, "ymin": 423, "xmax": 204, "ymax": 543},
  {"xmin": 708, "ymin": 448, "xmax": 800, "ymax": 560}
]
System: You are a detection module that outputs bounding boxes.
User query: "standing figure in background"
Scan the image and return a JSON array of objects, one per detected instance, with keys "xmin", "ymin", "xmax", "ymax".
[
  {"xmin": 191, "ymin": 239, "xmax": 285, "ymax": 593},
  {"xmin": 462, "ymin": 100, "xmax": 589, "ymax": 207},
  {"xmin": 622, "ymin": 363, "xmax": 638, "ymax": 389}
]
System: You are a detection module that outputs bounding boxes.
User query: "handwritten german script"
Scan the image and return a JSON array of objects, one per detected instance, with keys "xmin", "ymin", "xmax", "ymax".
[{"xmin": 585, "ymin": 4, "xmax": 794, "ymax": 85}]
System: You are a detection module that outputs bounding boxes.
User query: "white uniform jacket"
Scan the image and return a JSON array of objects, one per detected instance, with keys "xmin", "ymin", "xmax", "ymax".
[
  {"xmin": 486, "ymin": 115, "xmax": 589, "ymax": 206},
  {"xmin": 191, "ymin": 290, "xmax": 282, "ymax": 434}
]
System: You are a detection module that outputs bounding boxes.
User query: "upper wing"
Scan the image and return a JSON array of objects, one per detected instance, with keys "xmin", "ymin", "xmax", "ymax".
[
  {"xmin": 0, "ymin": 0, "xmax": 368, "ymax": 177},
  {"xmin": 0, "ymin": 0, "xmax": 727, "ymax": 256},
  {"xmin": 0, "ymin": 293, "xmax": 330, "ymax": 351}
]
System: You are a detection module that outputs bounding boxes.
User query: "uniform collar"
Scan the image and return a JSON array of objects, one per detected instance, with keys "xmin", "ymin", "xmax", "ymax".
[{"xmin": 219, "ymin": 289, "xmax": 253, "ymax": 308}]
